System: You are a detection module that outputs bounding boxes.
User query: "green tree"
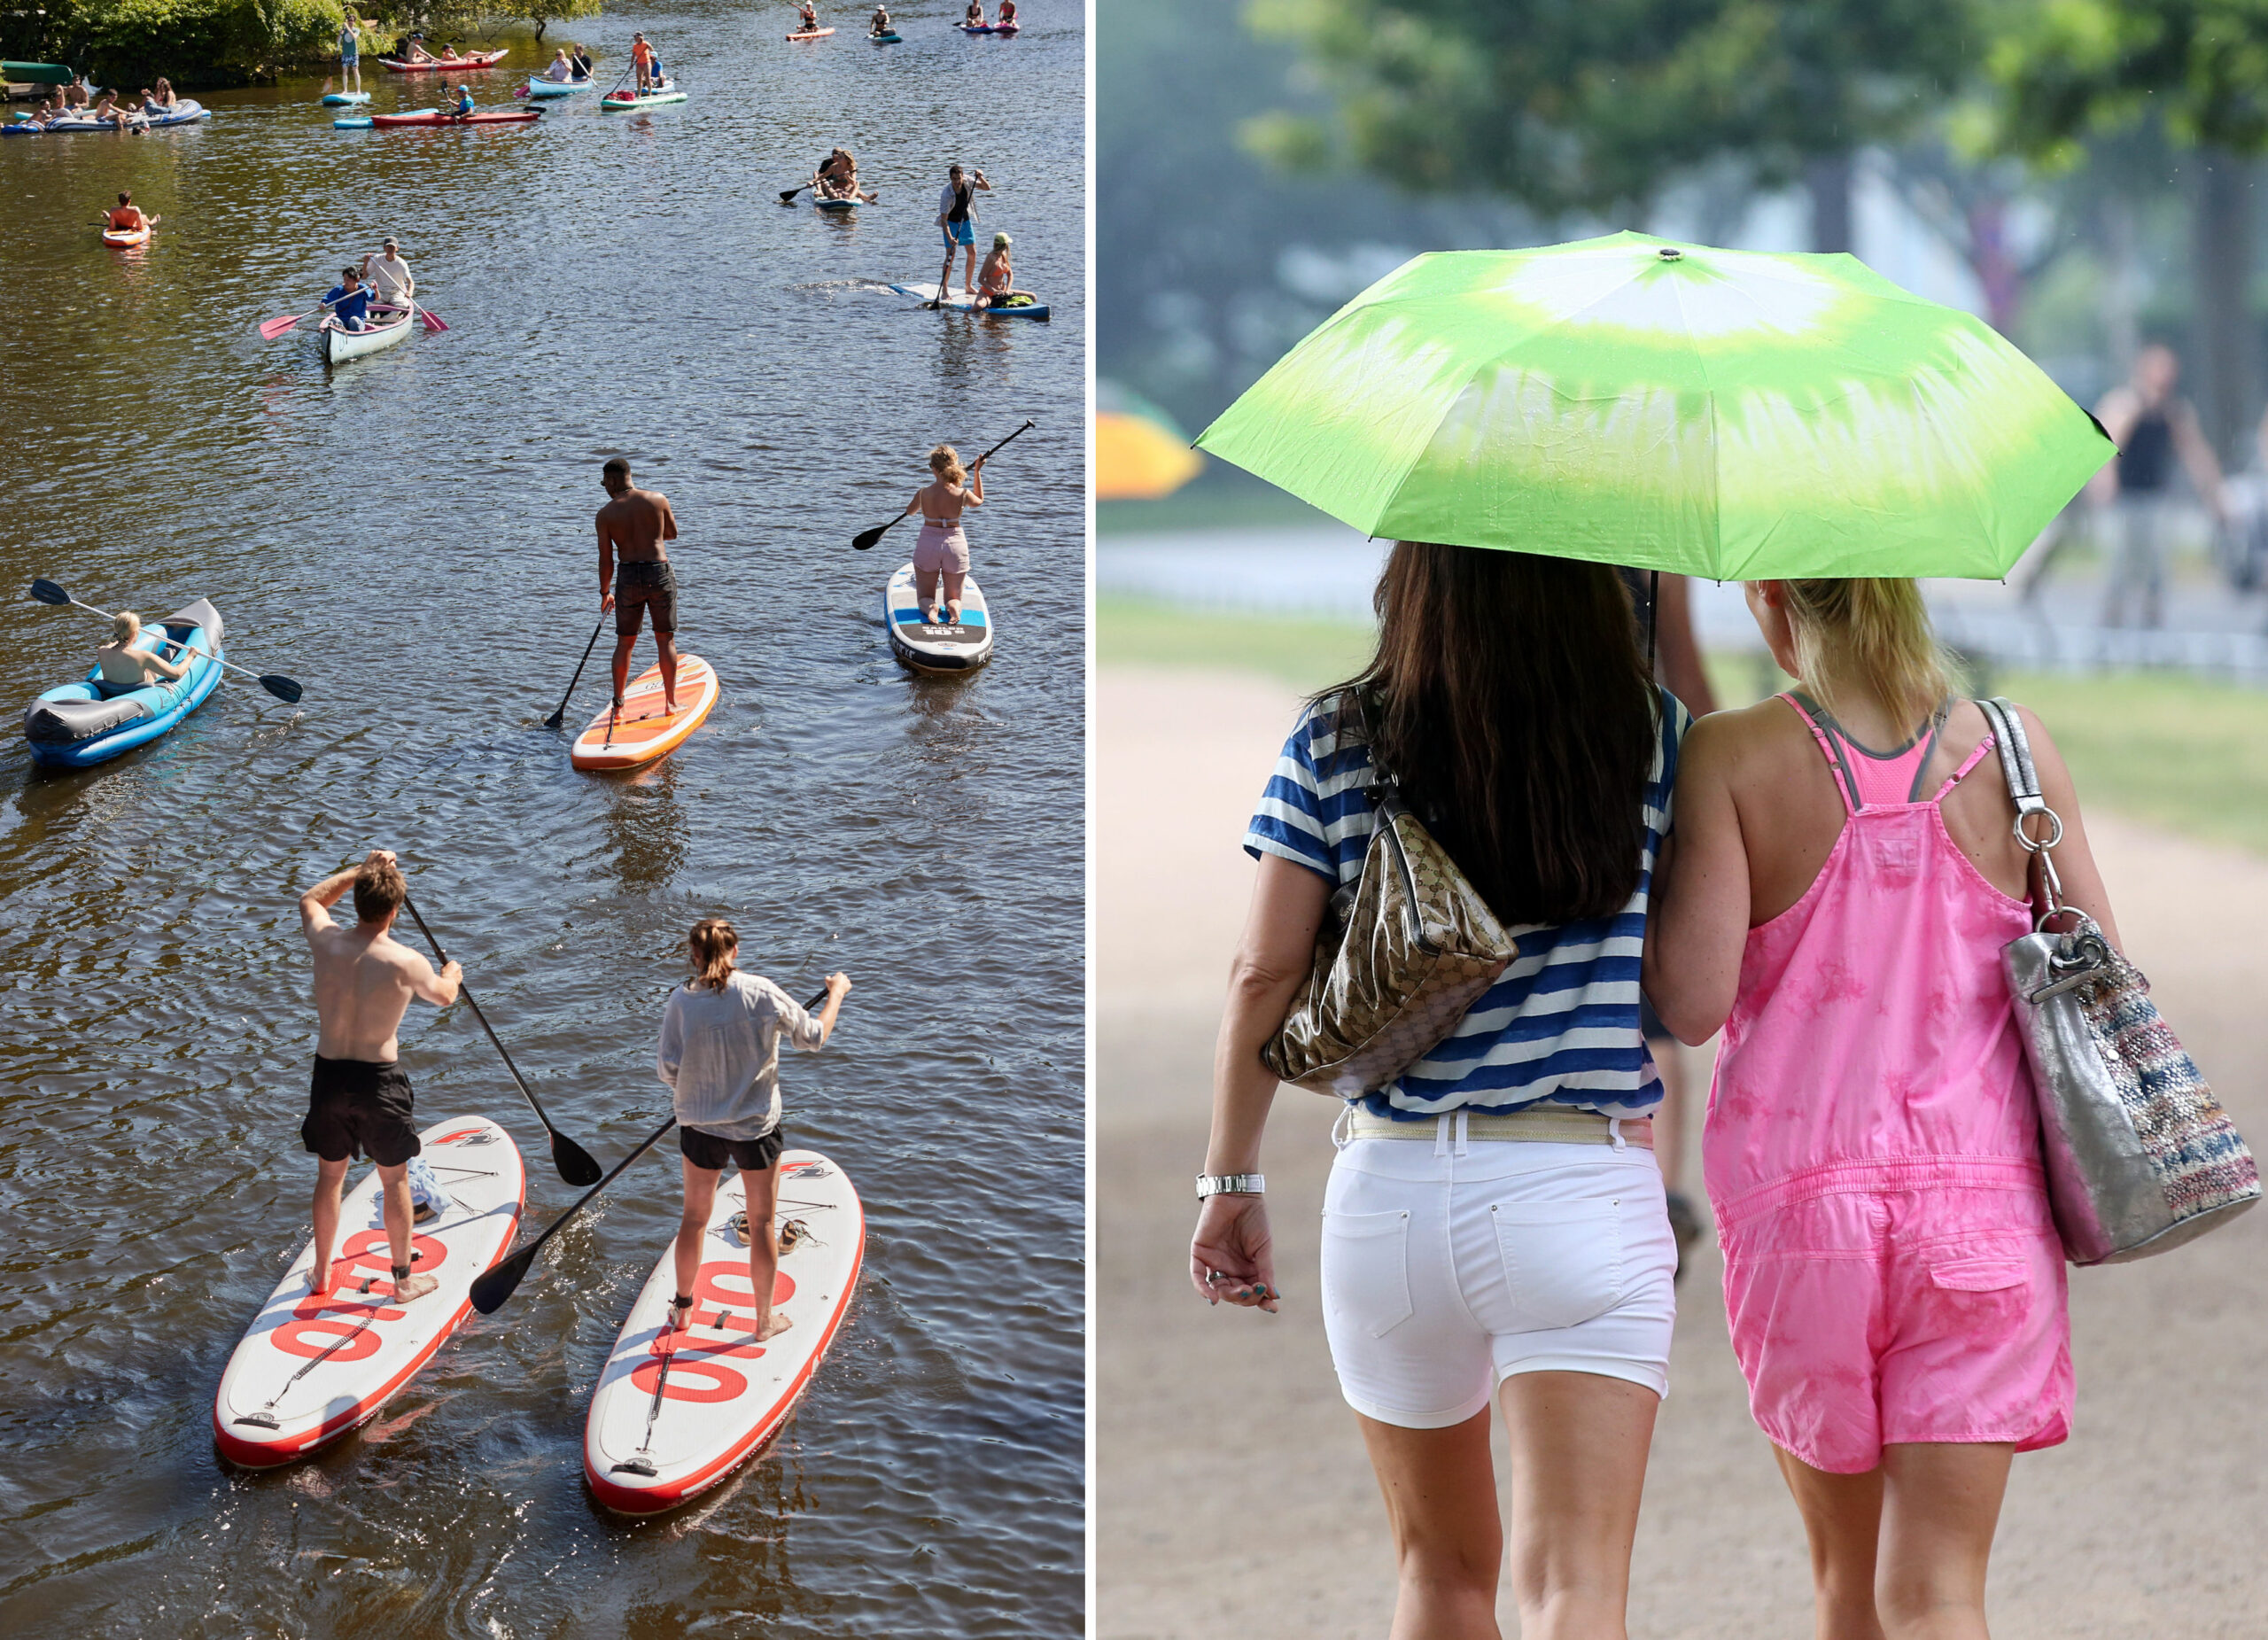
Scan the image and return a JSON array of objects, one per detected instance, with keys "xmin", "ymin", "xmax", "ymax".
[
  {"xmin": 1242, "ymin": 0, "xmax": 1976, "ymax": 250},
  {"xmin": 499, "ymin": 0, "xmax": 600, "ymax": 43},
  {"xmin": 1988, "ymin": 0, "xmax": 2268, "ymax": 457}
]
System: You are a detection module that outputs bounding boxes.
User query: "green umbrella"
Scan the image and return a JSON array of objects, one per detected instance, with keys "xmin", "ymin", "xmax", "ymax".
[{"xmin": 1196, "ymin": 230, "xmax": 2113, "ymax": 579}]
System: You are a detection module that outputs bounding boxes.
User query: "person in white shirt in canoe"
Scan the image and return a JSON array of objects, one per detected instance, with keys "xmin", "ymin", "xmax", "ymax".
[
  {"xmin": 360, "ymin": 237, "xmax": 414, "ymax": 316},
  {"xmin": 656, "ymin": 918, "xmax": 850, "ymax": 1342}
]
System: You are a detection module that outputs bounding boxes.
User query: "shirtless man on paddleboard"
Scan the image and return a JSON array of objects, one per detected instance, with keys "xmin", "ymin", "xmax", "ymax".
[
  {"xmin": 598, "ymin": 456, "xmax": 682, "ymax": 714},
  {"xmin": 299, "ymin": 850, "xmax": 461, "ymax": 1302}
]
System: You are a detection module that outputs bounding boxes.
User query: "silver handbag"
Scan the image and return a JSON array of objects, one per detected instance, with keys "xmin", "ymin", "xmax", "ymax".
[{"xmin": 1980, "ymin": 697, "xmax": 2260, "ymax": 1264}]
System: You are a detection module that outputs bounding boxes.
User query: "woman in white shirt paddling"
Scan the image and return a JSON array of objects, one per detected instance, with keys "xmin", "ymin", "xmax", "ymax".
[{"xmin": 656, "ymin": 918, "xmax": 850, "ymax": 1341}]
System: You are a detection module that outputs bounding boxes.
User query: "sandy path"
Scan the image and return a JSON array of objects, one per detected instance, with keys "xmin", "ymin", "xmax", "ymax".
[{"xmin": 1097, "ymin": 665, "xmax": 2268, "ymax": 1639}]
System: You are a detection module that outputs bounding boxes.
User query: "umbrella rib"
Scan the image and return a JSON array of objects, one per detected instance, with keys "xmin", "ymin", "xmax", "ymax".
[{"xmin": 1665, "ymin": 271, "xmax": 1725, "ymax": 580}]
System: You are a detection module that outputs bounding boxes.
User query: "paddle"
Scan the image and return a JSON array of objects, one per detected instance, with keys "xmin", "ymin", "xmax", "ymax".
[
  {"xmin": 400, "ymin": 892, "xmax": 603, "ymax": 1186},
  {"xmin": 470, "ymin": 986, "xmax": 836, "ymax": 1316},
  {"xmin": 780, "ymin": 180, "xmax": 812, "ymax": 206},
  {"xmin": 924, "ymin": 238, "xmax": 956, "ymax": 310},
  {"xmin": 406, "ymin": 296, "xmax": 448, "ymax": 333},
  {"xmin": 27, "ymin": 579, "xmax": 304, "ymax": 702},
  {"xmin": 852, "ymin": 418, "xmax": 1035, "ymax": 549},
  {"xmin": 545, "ymin": 616, "xmax": 607, "ymax": 728}
]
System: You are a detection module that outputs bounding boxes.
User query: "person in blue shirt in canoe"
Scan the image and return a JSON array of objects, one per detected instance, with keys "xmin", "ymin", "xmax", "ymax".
[
  {"xmin": 321, "ymin": 267, "xmax": 373, "ymax": 332},
  {"xmin": 451, "ymin": 82, "xmax": 476, "ymax": 118}
]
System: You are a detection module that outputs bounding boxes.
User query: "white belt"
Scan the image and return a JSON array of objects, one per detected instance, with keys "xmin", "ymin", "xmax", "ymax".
[{"xmin": 1338, "ymin": 1107, "xmax": 1652, "ymax": 1153}]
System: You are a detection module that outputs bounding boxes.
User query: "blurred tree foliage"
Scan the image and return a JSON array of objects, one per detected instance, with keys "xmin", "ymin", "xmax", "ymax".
[
  {"xmin": 6, "ymin": 0, "xmax": 353, "ymax": 85},
  {"xmin": 1239, "ymin": 0, "xmax": 1976, "ymax": 249}
]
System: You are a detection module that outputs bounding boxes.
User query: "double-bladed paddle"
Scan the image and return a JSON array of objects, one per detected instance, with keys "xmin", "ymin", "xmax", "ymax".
[
  {"xmin": 546, "ymin": 617, "xmax": 608, "ymax": 728},
  {"xmin": 851, "ymin": 418, "xmax": 1035, "ymax": 550},
  {"xmin": 400, "ymin": 891, "xmax": 604, "ymax": 1187},
  {"xmin": 470, "ymin": 986, "xmax": 837, "ymax": 1315},
  {"xmin": 27, "ymin": 579, "xmax": 304, "ymax": 702}
]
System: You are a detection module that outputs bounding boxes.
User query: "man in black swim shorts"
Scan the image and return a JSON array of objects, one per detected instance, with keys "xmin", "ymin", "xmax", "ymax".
[
  {"xmin": 299, "ymin": 850, "xmax": 462, "ymax": 1301},
  {"xmin": 597, "ymin": 455, "xmax": 684, "ymax": 714}
]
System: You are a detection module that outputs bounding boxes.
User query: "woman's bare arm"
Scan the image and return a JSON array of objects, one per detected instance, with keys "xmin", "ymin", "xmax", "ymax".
[
  {"xmin": 1190, "ymin": 852, "xmax": 1328, "ymax": 1313},
  {"xmin": 1642, "ymin": 716, "xmax": 1752, "ymax": 1045}
]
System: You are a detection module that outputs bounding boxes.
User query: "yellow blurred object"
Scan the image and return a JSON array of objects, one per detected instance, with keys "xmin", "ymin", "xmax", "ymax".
[{"xmin": 1096, "ymin": 410, "xmax": 1204, "ymax": 500}]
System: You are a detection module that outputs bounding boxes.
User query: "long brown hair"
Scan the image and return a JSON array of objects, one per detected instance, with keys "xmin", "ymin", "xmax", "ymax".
[
  {"xmin": 1325, "ymin": 543, "xmax": 1658, "ymax": 926},
  {"xmin": 687, "ymin": 918, "xmax": 738, "ymax": 991}
]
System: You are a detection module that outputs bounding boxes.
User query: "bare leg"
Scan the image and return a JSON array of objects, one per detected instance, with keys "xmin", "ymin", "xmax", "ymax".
[
  {"xmin": 672, "ymin": 1156, "xmax": 722, "ymax": 1325},
  {"xmin": 656, "ymin": 629, "xmax": 680, "ymax": 711},
  {"xmin": 943, "ymin": 570, "xmax": 967, "ymax": 625},
  {"xmin": 1876, "ymin": 1443, "xmax": 2012, "ymax": 1640},
  {"xmin": 1775, "ymin": 1449, "xmax": 1890, "ymax": 1640},
  {"xmin": 742, "ymin": 1160, "xmax": 789, "ymax": 1341},
  {"xmin": 610, "ymin": 631, "xmax": 637, "ymax": 706},
  {"xmin": 915, "ymin": 566, "xmax": 943, "ymax": 623},
  {"xmin": 375, "ymin": 1161, "xmax": 437, "ymax": 1301},
  {"xmin": 1500, "ymin": 1371, "xmax": 1658, "ymax": 1640},
  {"xmin": 309, "ymin": 1155, "xmax": 350, "ymax": 1293},
  {"xmin": 963, "ymin": 245, "xmax": 978, "ymax": 292},
  {"xmin": 1356, "ymin": 1407, "xmax": 1503, "ymax": 1640}
]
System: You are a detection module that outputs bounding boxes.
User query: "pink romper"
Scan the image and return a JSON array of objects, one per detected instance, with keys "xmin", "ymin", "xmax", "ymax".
[{"xmin": 1703, "ymin": 695, "xmax": 2072, "ymax": 1474}]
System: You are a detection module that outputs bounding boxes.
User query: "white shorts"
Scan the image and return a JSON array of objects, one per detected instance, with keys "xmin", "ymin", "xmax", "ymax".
[{"xmin": 1319, "ymin": 1120, "xmax": 1678, "ymax": 1429}]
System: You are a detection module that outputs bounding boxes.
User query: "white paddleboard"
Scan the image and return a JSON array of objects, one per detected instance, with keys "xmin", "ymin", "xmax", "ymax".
[
  {"xmin": 888, "ymin": 281, "xmax": 1050, "ymax": 319},
  {"xmin": 583, "ymin": 1149, "xmax": 864, "ymax": 1513},
  {"xmin": 213, "ymin": 1116, "xmax": 526, "ymax": 1467},
  {"xmin": 883, "ymin": 561, "xmax": 995, "ymax": 672}
]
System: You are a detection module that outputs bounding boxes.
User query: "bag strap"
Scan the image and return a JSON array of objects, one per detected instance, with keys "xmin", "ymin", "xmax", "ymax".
[{"xmin": 1977, "ymin": 697, "xmax": 2070, "ymax": 924}]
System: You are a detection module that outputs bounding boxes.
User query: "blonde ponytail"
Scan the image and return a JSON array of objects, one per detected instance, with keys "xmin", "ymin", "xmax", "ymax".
[
  {"xmin": 928, "ymin": 444, "xmax": 967, "ymax": 486},
  {"xmin": 1780, "ymin": 579, "xmax": 1950, "ymax": 727},
  {"xmin": 687, "ymin": 918, "xmax": 738, "ymax": 991}
]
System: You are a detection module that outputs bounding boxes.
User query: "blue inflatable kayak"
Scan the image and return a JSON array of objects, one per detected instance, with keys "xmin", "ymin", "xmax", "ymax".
[{"xmin": 23, "ymin": 599, "xmax": 225, "ymax": 768}]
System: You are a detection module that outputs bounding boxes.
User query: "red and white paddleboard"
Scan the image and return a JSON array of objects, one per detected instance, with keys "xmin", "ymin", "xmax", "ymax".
[
  {"xmin": 584, "ymin": 1149, "xmax": 864, "ymax": 1513},
  {"xmin": 213, "ymin": 1117, "xmax": 525, "ymax": 1468},
  {"xmin": 569, "ymin": 653, "xmax": 719, "ymax": 772}
]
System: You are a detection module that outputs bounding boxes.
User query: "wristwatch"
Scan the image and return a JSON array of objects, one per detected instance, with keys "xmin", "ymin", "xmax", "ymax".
[{"xmin": 1195, "ymin": 1173, "xmax": 1264, "ymax": 1199}]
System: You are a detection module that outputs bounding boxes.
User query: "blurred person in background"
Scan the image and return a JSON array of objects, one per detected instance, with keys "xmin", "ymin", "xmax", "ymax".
[{"xmin": 2089, "ymin": 344, "xmax": 2223, "ymax": 629}]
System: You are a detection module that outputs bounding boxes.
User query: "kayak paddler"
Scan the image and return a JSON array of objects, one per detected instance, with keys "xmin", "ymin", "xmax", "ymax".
[
  {"xmin": 450, "ymin": 82, "xmax": 475, "ymax": 118},
  {"xmin": 297, "ymin": 850, "xmax": 462, "ymax": 1302},
  {"xmin": 360, "ymin": 237, "xmax": 413, "ymax": 314},
  {"xmin": 94, "ymin": 611, "xmax": 189, "ymax": 688},
  {"xmin": 597, "ymin": 455, "xmax": 684, "ymax": 716},
  {"xmin": 936, "ymin": 164, "xmax": 992, "ymax": 293},
  {"xmin": 656, "ymin": 918, "xmax": 850, "ymax": 1341},
  {"xmin": 320, "ymin": 267, "xmax": 372, "ymax": 332}
]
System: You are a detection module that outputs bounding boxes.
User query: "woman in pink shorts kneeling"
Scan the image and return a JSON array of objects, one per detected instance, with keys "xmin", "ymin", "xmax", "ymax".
[
  {"xmin": 1646, "ymin": 579, "xmax": 2120, "ymax": 1640},
  {"xmin": 901, "ymin": 443, "xmax": 984, "ymax": 625}
]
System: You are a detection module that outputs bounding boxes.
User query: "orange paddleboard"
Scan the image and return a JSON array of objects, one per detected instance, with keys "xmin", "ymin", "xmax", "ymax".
[{"xmin": 571, "ymin": 654, "xmax": 719, "ymax": 772}]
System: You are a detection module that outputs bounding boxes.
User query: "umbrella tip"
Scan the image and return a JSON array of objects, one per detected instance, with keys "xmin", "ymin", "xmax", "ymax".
[{"xmin": 1658, "ymin": 247, "xmax": 1684, "ymax": 261}]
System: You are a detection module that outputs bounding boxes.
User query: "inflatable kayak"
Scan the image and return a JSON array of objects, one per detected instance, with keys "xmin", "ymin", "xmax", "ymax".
[
  {"xmin": 322, "ymin": 304, "xmax": 416, "ymax": 363},
  {"xmin": 24, "ymin": 598, "xmax": 223, "ymax": 769},
  {"xmin": 787, "ymin": 27, "xmax": 836, "ymax": 40},
  {"xmin": 571, "ymin": 652, "xmax": 719, "ymax": 771},
  {"xmin": 523, "ymin": 75, "xmax": 594, "ymax": 97},
  {"xmin": 322, "ymin": 90, "xmax": 370, "ymax": 105},
  {"xmin": 888, "ymin": 281, "xmax": 1050, "ymax": 320},
  {"xmin": 600, "ymin": 82, "xmax": 686, "ymax": 111},
  {"xmin": 213, "ymin": 1116, "xmax": 525, "ymax": 1468},
  {"xmin": 369, "ymin": 106, "xmax": 541, "ymax": 126},
  {"xmin": 884, "ymin": 562, "xmax": 994, "ymax": 672},
  {"xmin": 378, "ymin": 50, "xmax": 509, "ymax": 74},
  {"xmin": 585, "ymin": 1150, "xmax": 863, "ymax": 1514},
  {"xmin": 870, "ymin": 31, "xmax": 902, "ymax": 43},
  {"xmin": 143, "ymin": 100, "xmax": 206, "ymax": 127},
  {"xmin": 101, "ymin": 223, "xmax": 151, "ymax": 248}
]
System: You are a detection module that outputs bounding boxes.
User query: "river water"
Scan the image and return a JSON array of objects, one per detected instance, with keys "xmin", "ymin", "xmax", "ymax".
[{"xmin": 0, "ymin": 5, "xmax": 1084, "ymax": 1634}]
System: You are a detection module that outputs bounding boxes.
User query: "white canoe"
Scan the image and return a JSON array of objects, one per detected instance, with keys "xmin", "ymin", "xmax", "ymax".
[
  {"xmin": 886, "ymin": 281, "xmax": 1049, "ymax": 319},
  {"xmin": 883, "ymin": 560, "xmax": 995, "ymax": 672},
  {"xmin": 584, "ymin": 1149, "xmax": 864, "ymax": 1513},
  {"xmin": 213, "ymin": 1115, "xmax": 526, "ymax": 1467},
  {"xmin": 322, "ymin": 303, "xmax": 416, "ymax": 363}
]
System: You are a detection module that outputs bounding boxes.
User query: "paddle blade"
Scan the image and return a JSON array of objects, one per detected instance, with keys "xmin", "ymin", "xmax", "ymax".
[
  {"xmin": 552, "ymin": 1130, "xmax": 603, "ymax": 1188},
  {"xmin": 27, "ymin": 579, "xmax": 68, "ymax": 606},
  {"xmin": 851, "ymin": 523, "xmax": 888, "ymax": 551},
  {"xmin": 470, "ymin": 1242, "xmax": 538, "ymax": 1315},
  {"xmin": 778, "ymin": 186, "xmax": 803, "ymax": 204},
  {"xmin": 259, "ymin": 313, "xmax": 302, "ymax": 340},
  {"xmin": 258, "ymin": 674, "xmax": 304, "ymax": 703},
  {"xmin": 542, "ymin": 708, "xmax": 567, "ymax": 729},
  {"xmin": 418, "ymin": 308, "xmax": 448, "ymax": 332}
]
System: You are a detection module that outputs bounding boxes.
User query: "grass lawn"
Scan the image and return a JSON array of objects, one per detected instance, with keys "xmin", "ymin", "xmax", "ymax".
[{"xmin": 1099, "ymin": 597, "xmax": 2268, "ymax": 857}]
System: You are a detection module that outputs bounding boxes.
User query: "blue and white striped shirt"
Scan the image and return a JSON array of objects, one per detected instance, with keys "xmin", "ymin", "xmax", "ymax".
[{"xmin": 1245, "ymin": 689, "xmax": 1689, "ymax": 1120}]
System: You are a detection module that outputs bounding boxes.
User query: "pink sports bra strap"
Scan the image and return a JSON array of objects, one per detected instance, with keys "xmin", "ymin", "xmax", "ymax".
[
  {"xmin": 1778, "ymin": 692, "xmax": 1859, "ymax": 815},
  {"xmin": 1930, "ymin": 724, "xmax": 1999, "ymax": 802}
]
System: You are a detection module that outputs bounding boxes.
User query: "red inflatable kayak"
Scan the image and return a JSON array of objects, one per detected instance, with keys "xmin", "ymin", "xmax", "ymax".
[
  {"xmin": 370, "ymin": 107, "xmax": 542, "ymax": 127},
  {"xmin": 377, "ymin": 49, "xmax": 509, "ymax": 74}
]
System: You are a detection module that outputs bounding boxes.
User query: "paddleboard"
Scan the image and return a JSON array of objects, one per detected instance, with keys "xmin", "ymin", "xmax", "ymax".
[
  {"xmin": 883, "ymin": 560, "xmax": 994, "ymax": 672},
  {"xmin": 213, "ymin": 1116, "xmax": 526, "ymax": 1468},
  {"xmin": 871, "ymin": 31, "xmax": 902, "ymax": 43},
  {"xmin": 570, "ymin": 652, "xmax": 719, "ymax": 771},
  {"xmin": 787, "ymin": 27, "xmax": 836, "ymax": 40},
  {"xmin": 322, "ymin": 91, "xmax": 370, "ymax": 105},
  {"xmin": 584, "ymin": 1150, "xmax": 864, "ymax": 1514},
  {"xmin": 887, "ymin": 281, "xmax": 1049, "ymax": 320},
  {"xmin": 814, "ymin": 196, "xmax": 860, "ymax": 212}
]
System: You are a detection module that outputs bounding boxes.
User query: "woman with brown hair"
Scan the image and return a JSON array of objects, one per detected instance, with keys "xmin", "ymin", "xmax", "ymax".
[
  {"xmin": 656, "ymin": 919, "xmax": 850, "ymax": 1342},
  {"xmin": 1192, "ymin": 542, "xmax": 1688, "ymax": 1639}
]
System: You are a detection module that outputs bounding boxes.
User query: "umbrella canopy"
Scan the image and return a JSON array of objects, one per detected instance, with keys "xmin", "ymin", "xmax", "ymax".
[
  {"xmin": 1097, "ymin": 383, "xmax": 1204, "ymax": 500},
  {"xmin": 1196, "ymin": 231, "xmax": 2114, "ymax": 580}
]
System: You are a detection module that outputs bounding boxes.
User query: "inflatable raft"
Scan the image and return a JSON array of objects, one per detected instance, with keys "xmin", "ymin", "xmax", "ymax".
[
  {"xmin": 883, "ymin": 562, "xmax": 994, "ymax": 672},
  {"xmin": 23, "ymin": 599, "xmax": 224, "ymax": 769},
  {"xmin": 378, "ymin": 50, "xmax": 509, "ymax": 74}
]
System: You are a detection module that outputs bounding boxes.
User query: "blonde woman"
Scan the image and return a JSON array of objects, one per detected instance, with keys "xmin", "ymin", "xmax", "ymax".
[
  {"xmin": 656, "ymin": 919, "xmax": 850, "ymax": 1342},
  {"xmin": 1645, "ymin": 580, "xmax": 2118, "ymax": 1640},
  {"xmin": 95, "ymin": 613, "xmax": 190, "ymax": 689},
  {"xmin": 973, "ymin": 231, "xmax": 1030, "ymax": 309},
  {"xmin": 901, "ymin": 444, "xmax": 985, "ymax": 625}
]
